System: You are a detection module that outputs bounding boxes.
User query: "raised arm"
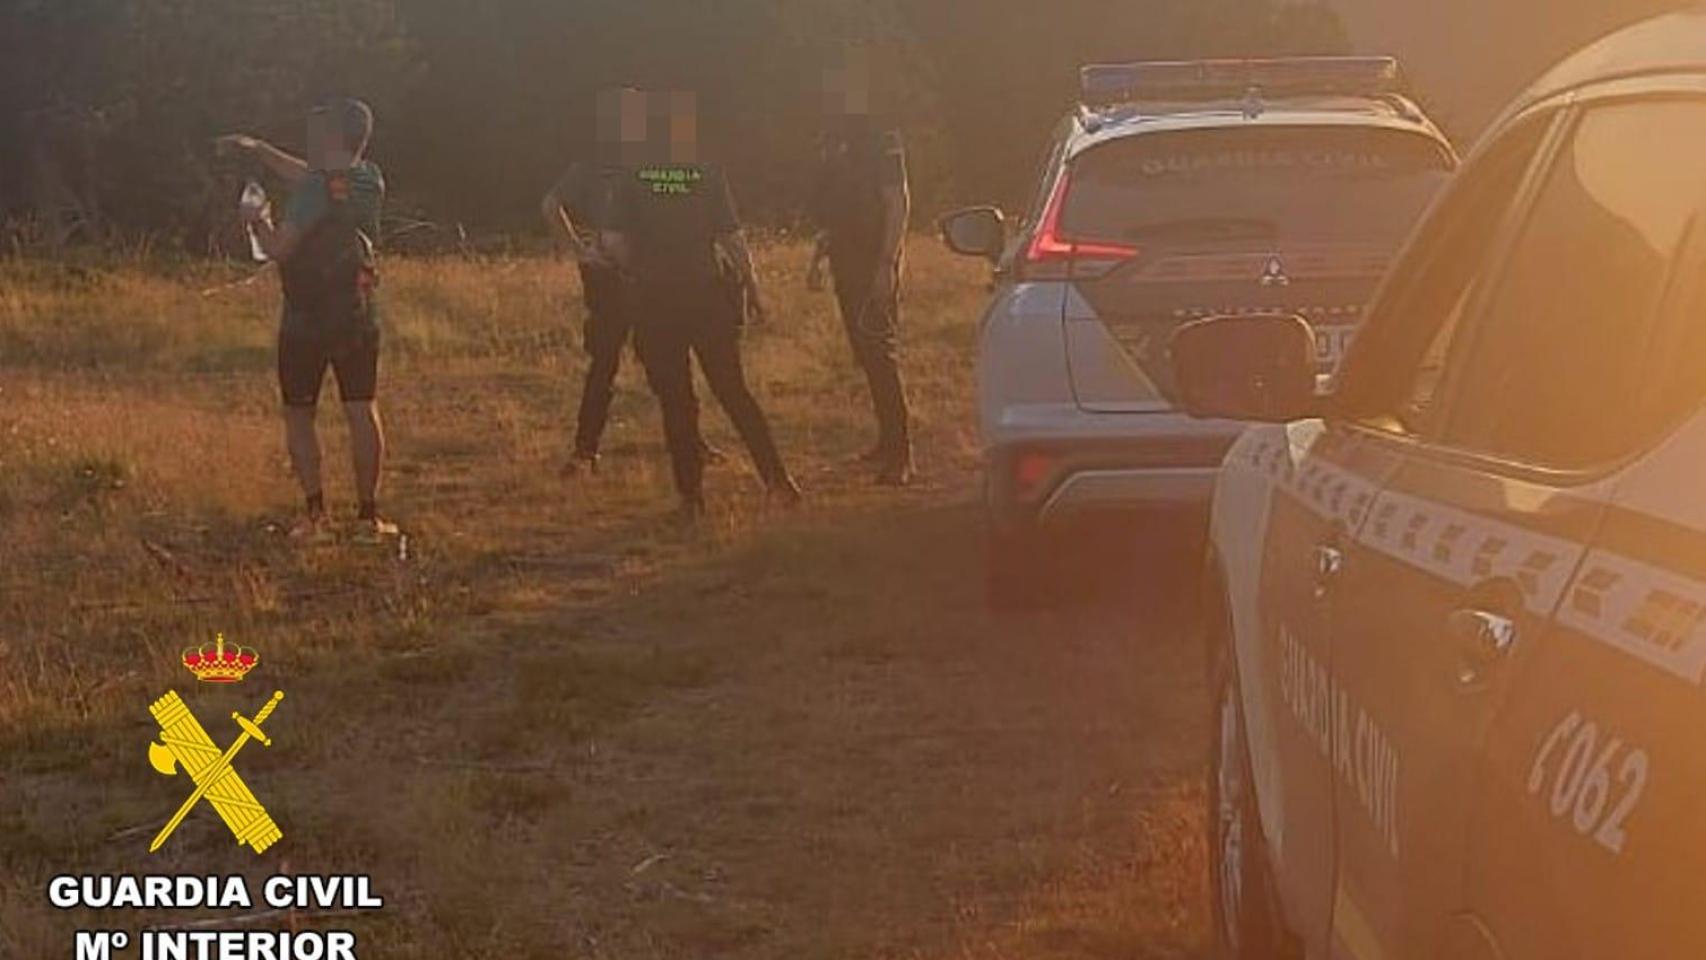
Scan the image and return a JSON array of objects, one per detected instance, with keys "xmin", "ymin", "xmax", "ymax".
[{"xmin": 217, "ymin": 135, "xmax": 309, "ymax": 185}]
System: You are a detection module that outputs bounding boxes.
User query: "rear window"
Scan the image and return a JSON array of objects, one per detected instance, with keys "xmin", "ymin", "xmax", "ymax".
[{"xmin": 1060, "ymin": 125, "xmax": 1453, "ymax": 247}]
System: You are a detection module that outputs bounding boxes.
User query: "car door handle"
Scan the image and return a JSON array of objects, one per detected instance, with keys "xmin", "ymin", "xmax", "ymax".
[
  {"xmin": 1312, "ymin": 544, "xmax": 1344, "ymax": 598},
  {"xmin": 1449, "ymin": 607, "xmax": 1519, "ymax": 682}
]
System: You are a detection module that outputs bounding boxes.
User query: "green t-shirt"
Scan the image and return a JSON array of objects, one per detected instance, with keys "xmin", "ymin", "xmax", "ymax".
[
  {"xmin": 283, "ymin": 160, "xmax": 384, "ymax": 240},
  {"xmin": 279, "ymin": 161, "xmax": 384, "ymax": 335}
]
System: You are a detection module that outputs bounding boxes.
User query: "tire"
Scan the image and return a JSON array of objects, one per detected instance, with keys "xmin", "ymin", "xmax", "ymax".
[
  {"xmin": 984, "ymin": 524, "xmax": 1057, "ymax": 612},
  {"xmin": 1207, "ymin": 638, "xmax": 1292, "ymax": 960},
  {"xmin": 1130, "ymin": 507, "xmax": 1210, "ymax": 626}
]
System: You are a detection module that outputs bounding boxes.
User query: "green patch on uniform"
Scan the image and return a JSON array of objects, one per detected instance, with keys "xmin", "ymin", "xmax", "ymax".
[{"xmin": 636, "ymin": 166, "xmax": 704, "ymax": 196}]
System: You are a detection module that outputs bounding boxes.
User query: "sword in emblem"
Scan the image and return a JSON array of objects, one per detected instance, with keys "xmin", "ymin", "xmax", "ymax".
[{"xmin": 149, "ymin": 690, "xmax": 284, "ymax": 853}]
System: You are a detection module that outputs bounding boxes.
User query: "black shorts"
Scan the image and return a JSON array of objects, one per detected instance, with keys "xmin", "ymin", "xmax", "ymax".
[{"xmin": 278, "ymin": 329, "xmax": 380, "ymax": 407}]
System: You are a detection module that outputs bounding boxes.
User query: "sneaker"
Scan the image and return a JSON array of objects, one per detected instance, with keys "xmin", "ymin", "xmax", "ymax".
[
  {"xmin": 699, "ymin": 441, "xmax": 728, "ymax": 466},
  {"xmin": 353, "ymin": 516, "xmax": 402, "ymax": 543},
  {"xmin": 285, "ymin": 513, "xmax": 333, "ymax": 543},
  {"xmin": 561, "ymin": 451, "xmax": 600, "ymax": 477}
]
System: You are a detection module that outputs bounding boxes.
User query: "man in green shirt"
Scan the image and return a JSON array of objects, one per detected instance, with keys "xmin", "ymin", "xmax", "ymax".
[{"xmin": 219, "ymin": 97, "xmax": 395, "ymax": 540}]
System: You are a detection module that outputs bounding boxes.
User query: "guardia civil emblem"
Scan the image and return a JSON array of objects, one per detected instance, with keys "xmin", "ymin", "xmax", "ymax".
[{"xmin": 145, "ymin": 635, "xmax": 285, "ymax": 854}]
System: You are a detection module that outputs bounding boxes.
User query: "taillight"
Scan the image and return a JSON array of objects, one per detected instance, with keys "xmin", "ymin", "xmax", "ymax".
[
  {"xmin": 1020, "ymin": 171, "xmax": 1139, "ymax": 281},
  {"xmin": 1013, "ymin": 451, "xmax": 1056, "ymax": 502}
]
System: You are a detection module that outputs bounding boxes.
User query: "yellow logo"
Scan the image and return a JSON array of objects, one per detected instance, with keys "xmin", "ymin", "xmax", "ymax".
[
  {"xmin": 182, "ymin": 633, "xmax": 259, "ymax": 683},
  {"xmin": 146, "ymin": 689, "xmax": 285, "ymax": 854}
]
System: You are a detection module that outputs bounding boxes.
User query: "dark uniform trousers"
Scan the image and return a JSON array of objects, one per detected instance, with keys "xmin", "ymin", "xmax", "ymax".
[
  {"xmin": 573, "ymin": 271, "xmax": 630, "ymax": 458},
  {"xmin": 831, "ymin": 257, "xmax": 911, "ymax": 458},
  {"xmin": 630, "ymin": 293, "xmax": 788, "ymax": 502}
]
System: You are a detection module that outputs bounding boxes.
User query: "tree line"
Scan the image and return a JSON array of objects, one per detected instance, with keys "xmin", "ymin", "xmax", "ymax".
[{"xmin": 0, "ymin": 0, "xmax": 1348, "ymax": 254}]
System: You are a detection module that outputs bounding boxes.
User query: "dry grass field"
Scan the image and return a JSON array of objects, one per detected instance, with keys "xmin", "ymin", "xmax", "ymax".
[{"xmin": 0, "ymin": 239, "xmax": 1210, "ymax": 959}]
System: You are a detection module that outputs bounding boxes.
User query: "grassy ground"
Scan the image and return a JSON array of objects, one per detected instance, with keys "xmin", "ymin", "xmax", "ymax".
[{"xmin": 0, "ymin": 240, "xmax": 1210, "ymax": 958}]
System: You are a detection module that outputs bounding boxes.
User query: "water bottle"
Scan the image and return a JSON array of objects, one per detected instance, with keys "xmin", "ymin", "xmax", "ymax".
[{"xmin": 239, "ymin": 180, "xmax": 269, "ymax": 262}]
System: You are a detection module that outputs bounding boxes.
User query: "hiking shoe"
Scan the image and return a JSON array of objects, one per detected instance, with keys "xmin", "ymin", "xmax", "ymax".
[
  {"xmin": 561, "ymin": 451, "xmax": 600, "ymax": 477},
  {"xmin": 353, "ymin": 516, "xmax": 402, "ymax": 543},
  {"xmin": 285, "ymin": 513, "xmax": 333, "ymax": 543}
]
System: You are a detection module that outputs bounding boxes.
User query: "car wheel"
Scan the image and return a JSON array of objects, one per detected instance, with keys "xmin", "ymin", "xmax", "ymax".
[
  {"xmin": 1208, "ymin": 644, "xmax": 1290, "ymax": 959},
  {"xmin": 984, "ymin": 525, "xmax": 1056, "ymax": 611}
]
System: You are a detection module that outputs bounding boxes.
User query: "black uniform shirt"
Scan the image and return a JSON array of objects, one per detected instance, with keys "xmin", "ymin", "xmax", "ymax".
[
  {"xmin": 612, "ymin": 162, "xmax": 741, "ymax": 299},
  {"xmin": 550, "ymin": 161, "xmax": 626, "ymax": 312},
  {"xmin": 812, "ymin": 127, "xmax": 906, "ymax": 270}
]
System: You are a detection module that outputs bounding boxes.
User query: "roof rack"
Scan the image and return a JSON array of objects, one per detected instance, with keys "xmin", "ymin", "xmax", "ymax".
[{"xmin": 1080, "ymin": 57, "xmax": 1404, "ymax": 105}]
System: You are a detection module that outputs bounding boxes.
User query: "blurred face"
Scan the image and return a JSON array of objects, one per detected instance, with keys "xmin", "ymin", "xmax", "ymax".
[
  {"xmin": 657, "ymin": 90, "xmax": 697, "ymax": 164},
  {"xmin": 822, "ymin": 48, "xmax": 871, "ymax": 121},
  {"xmin": 596, "ymin": 88, "xmax": 649, "ymax": 165}
]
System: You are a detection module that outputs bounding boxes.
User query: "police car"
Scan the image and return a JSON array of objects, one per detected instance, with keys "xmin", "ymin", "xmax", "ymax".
[
  {"xmin": 1174, "ymin": 13, "xmax": 1706, "ymax": 959},
  {"xmin": 938, "ymin": 58, "xmax": 1455, "ymax": 607}
]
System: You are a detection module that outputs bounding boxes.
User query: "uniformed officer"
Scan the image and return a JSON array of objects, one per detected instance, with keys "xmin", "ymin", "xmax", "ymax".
[
  {"xmin": 605, "ymin": 90, "xmax": 801, "ymax": 518},
  {"xmin": 541, "ymin": 87, "xmax": 723, "ymax": 476},
  {"xmin": 807, "ymin": 49, "xmax": 914, "ymax": 485},
  {"xmin": 540, "ymin": 87, "xmax": 639, "ymax": 475}
]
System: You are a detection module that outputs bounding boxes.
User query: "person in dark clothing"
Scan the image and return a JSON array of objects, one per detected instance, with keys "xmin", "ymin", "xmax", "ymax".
[
  {"xmin": 542, "ymin": 88, "xmax": 721, "ymax": 475},
  {"xmin": 541, "ymin": 155, "xmax": 629, "ymax": 473},
  {"xmin": 606, "ymin": 90, "xmax": 800, "ymax": 518},
  {"xmin": 808, "ymin": 49, "xmax": 914, "ymax": 485}
]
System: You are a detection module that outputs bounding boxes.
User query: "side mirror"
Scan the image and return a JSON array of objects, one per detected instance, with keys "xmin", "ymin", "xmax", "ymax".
[
  {"xmin": 939, "ymin": 206, "xmax": 1006, "ymax": 262},
  {"xmin": 1170, "ymin": 313, "xmax": 1321, "ymax": 422}
]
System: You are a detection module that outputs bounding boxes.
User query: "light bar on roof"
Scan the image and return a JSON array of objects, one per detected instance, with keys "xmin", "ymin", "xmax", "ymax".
[{"xmin": 1080, "ymin": 57, "xmax": 1402, "ymax": 104}]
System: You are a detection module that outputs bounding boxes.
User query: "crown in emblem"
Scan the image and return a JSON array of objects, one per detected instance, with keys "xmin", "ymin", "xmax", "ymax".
[{"xmin": 182, "ymin": 634, "xmax": 259, "ymax": 683}]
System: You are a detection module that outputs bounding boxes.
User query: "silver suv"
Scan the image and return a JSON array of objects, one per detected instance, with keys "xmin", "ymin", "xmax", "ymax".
[{"xmin": 940, "ymin": 57, "xmax": 1456, "ymax": 607}]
